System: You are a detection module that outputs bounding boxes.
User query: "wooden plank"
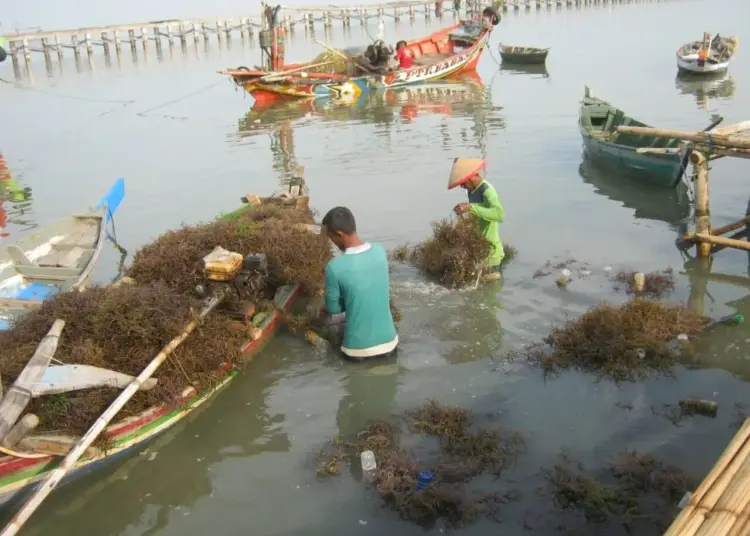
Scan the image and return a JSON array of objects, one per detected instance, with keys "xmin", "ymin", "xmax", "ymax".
[
  {"xmin": 0, "ymin": 320, "xmax": 65, "ymax": 443},
  {"xmin": 0, "ymin": 298, "xmax": 43, "ymax": 310}
]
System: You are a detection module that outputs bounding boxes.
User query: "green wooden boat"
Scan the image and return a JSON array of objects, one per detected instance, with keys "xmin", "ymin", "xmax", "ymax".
[
  {"xmin": 498, "ymin": 44, "xmax": 549, "ymax": 65},
  {"xmin": 579, "ymin": 87, "xmax": 691, "ymax": 188}
]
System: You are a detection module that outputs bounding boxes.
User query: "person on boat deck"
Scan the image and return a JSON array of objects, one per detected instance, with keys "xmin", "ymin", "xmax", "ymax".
[
  {"xmin": 449, "ymin": 158, "xmax": 506, "ymax": 280},
  {"xmin": 321, "ymin": 206, "xmax": 399, "ymax": 361},
  {"xmin": 394, "ymin": 40, "xmax": 413, "ymax": 69}
]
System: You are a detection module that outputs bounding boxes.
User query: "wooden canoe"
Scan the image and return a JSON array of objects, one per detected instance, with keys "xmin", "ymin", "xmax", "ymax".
[
  {"xmin": 220, "ymin": 22, "xmax": 492, "ymax": 107},
  {"xmin": 578, "ymin": 87, "xmax": 691, "ymax": 189},
  {"xmin": 0, "ymin": 178, "xmax": 125, "ymax": 331},
  {"xmin": 498, "ymin": 44, "xmax": 549, "ymax": 65},
  {"xmin": 0, "ymin": 195, "xmax": 301, "ymax": 508},
  {"xmin": 676, "ymin": 34, "xmax": 738, "ymax": 75}
]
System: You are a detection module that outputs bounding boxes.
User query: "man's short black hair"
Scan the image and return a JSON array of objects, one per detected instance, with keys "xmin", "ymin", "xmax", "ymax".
[{"xmin": 322, "ymin": 206, "xmax": 357, "ymax": 234}]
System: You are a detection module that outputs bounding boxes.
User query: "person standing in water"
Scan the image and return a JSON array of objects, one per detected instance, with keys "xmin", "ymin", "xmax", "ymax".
[
  {"xmin": 448, "ymin": 158, "xmax": 505, "ymax": 279},
  {"xmin": 321, "ymin": 206, "xmax": 398, "ymax": 361}
]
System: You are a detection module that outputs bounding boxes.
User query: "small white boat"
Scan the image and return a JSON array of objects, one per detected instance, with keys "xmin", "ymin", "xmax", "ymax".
[
  {"xmin": 676, "ymin": 33, "xmax": 738, "ymax": 74},
  {"xmin": 0, "ymin": 178, "xmax": 125, "ymax": 330}
]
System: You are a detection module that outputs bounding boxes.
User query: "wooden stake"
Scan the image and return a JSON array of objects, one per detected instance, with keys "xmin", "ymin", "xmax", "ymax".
[
  {"xmin": 691, "ymin": 151, "xmax": 711, "ymax": 258},
  {"xmin": 0, "ymin": 295, "xmax": 223, "ymax": 536},
  {"xmin": 0, "ymin": 320, "xmax": 65, "ymax": 443},
  {"xmin": 709, "ymin": 216, "xmax": 750, "ymax": 238}
]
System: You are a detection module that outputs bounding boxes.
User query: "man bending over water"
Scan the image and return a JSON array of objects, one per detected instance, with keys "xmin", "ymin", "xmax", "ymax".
[{"xmin": 321, "ymin": 206, "xmax": 398, "ymax": 361}]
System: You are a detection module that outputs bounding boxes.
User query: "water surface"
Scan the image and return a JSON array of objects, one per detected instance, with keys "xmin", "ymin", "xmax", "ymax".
[{"xmin": 2, "ymin": 0, "xmax": 750, "ymax": 534}]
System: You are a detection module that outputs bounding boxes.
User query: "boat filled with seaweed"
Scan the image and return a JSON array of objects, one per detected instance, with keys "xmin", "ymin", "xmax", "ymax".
[
  {"xmin": 0, "ymin": 176, "xmax": 332, "ymax": 508},
  {"xmin": 218, "ymin": 3, "xmax": 499, "ymax": 106}
]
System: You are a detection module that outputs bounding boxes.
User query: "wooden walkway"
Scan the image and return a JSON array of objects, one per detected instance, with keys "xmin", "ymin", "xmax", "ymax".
[
  {"xmin": 666, "ymin": 417, "xmax": 750, "ymax": 535},
  {"xmin": 1, "ymin": 0, "xmax": 673, "ymax": 67}
]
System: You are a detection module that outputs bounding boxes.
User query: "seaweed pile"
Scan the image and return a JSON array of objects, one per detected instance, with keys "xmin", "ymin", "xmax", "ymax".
[
  {"xmin": 0, "ymin": 284, "xmax": 248, "ymax": 435},
  {"xmin": 126, "ymin": 205, "xmax": 331, "ymax": 298},
  {"xmin": 543, "ymin": 451, "xmax": 695, "ymax": 531},
  {"xmin": 0, "ymin": 203, "xmax": 333, "ymax": 436},
  {"xmin": 522, "ymin": 300, "xmax": 707, "ymax": 382},
  {"xmin": 316, "ymin": 400, "xmax": 524, "ymax": 528},
  {"xmin": 391, "ymin": 217, "xmax": 514, "ymax": 288}
]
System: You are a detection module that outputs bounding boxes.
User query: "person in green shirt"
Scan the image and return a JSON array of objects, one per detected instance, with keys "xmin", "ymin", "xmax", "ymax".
[
  {"xmin": 321, "ymin": 206, "xmax": 398, "ymax": 361},
  {"xmin": 448, "ymin": 157, "xmax": 505, "ymax": 279}
]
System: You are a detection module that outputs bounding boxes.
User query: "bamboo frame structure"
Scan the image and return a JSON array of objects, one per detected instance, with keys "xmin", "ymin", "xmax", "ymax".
[
  {"xmin": 0, "ymin": 0, "xmax": 678, "ymax": 69},
  {"xmin": 617, "ymin": 122, "xmax": 750, "ymax": 259}
]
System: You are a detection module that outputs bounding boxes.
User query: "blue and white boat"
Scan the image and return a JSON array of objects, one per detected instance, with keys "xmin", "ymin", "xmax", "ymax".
[{"xmin": 0, "ymin": 178, "xmax": 125, "ymax": 330}]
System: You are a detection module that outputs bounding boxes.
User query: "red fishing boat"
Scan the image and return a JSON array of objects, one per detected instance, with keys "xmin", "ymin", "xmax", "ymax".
[{"xmin": 218, "ymin": 3, "xmax": 499, "ymax": 106}]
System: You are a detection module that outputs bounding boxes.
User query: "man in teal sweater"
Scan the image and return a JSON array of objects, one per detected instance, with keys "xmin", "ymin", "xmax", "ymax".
[
  {"xmin": 448, "ymin": 157, "xmax": 505, "ymax": 278},
  {"xmin": 321, "ymin": 206, "xmax": 398, "ymax": 361}
]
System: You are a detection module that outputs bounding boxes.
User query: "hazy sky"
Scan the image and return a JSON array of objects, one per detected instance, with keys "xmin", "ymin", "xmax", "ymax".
[{"xmin": 2, "ymin": 0, "xmax": 312, "ymax": 32}]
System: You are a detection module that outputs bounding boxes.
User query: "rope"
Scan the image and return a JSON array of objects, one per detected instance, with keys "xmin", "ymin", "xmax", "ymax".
[{"xmin": 0, "ymin": 76, "xmax": 136, "ymax": 105}]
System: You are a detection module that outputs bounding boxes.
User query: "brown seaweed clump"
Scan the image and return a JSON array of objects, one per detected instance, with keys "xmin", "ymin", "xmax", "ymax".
[
  {"xmin": 614, "ymin": 269, "xmax": 675, "ymax": 298},
  {"xmin": 524, "ymin": 300, "xmax": 707, "ymax": 382},
  {"xmin": 316, "ymin": 402, "xmax": 523, "ymax": 528},
  {"xmin": 126, "ymin": 208, "xmax": 331, "ymax": 298},
  {"xmin": 542, "ymin": 451, "xmax": 695, "ymax": 530},
  {"xmin": 391, "ymin": 217, "xmax": 496, "ymax": 288},
  {"xmin": 0, "ymin": 284, "xmax": 248, "ymax": 435}
]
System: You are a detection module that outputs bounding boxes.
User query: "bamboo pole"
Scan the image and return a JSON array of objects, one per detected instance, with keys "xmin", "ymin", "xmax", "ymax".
[
  {"xmin": 617, "ymin": 126, "xmax": 750, "ymax": 151},
  {"xmin": 0, "ymin": 294, "xmax": 224, "ymax": 536},
  {"xmin": 686, "ymin": 233, "xmax": 750, "ymax": 252},
  {"xmin": 708, "ymin": 216, "xmax": 750, "ymax": 237},
  {"xmin": 691, "ymin": 151, "xmax": 711, "ymax": 258}
]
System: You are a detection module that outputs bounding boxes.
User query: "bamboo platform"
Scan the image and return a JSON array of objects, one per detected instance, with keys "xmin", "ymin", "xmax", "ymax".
[
  {"xmin": 665, "ymin": 417, "xmax": 750, "ymax": 535},
  {"xmin": 1, "ymin": 0, "xmax": 673, "ymax": 68},
  {"xmin": 618, "ymin": 122, "xmax": 750, "ymax": 259}
]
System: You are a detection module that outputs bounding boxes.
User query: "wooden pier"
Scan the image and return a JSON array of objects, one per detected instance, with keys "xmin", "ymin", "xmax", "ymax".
[
  {"xmin": 1, "ymin": 0, "xmax": 673, "ymax": 69},
  {"xmin": 618, "ymin": 122, "xmax": 750, "ymax": 259}
]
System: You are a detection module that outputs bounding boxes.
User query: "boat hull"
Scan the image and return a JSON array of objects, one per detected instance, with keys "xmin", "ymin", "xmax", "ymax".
[
  {"xmin": 580, "ymin": 130, "xmax": 689, "ymax": 189},
  {"xmin": 230, "ymin": 23, "xmax": 490, "ymax": 105},
  {"xmin": 0, "ymin": 272, "xmax": 299, "ymax": 507},
  {"xmin": 676, "ymin": 54, "xmax": 730, "ymax": 74}
]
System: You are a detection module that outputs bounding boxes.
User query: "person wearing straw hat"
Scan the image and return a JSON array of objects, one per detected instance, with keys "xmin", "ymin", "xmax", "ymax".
[{"xmin": 448, "ymin": 157, "xmax": 505, "ymax": 279}]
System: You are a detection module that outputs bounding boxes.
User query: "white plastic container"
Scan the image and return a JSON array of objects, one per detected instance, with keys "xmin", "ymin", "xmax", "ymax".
[{"xmin": 361, "ymin": 450, "xmax": 377, "ymax": 483}]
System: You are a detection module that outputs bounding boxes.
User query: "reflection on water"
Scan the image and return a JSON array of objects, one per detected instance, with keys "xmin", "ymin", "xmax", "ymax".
[
  {"xmin": 238, "ymin": 74, "xmax": 495, "ymax": 135},
  {"xmin": 499, "ymin": 63, "xmax": 550, "ymax": 79},
  {"xmin": 675, "ymin": 71, "xmax": 736, "ymax": 109},
  {"xmin": 0, "ymin": 152, "xmax": 36, "ymax": 241},
  {"xmin": 578, "ymin": 156, "xmax": 691, "ymax": 234}
]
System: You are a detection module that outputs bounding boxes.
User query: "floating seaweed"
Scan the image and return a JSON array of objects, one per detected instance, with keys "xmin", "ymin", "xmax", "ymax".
[
  {"xmin": 523, "ymin": 300, "xmax": 707, "ymax": 382},
  {"xmin": 613, "ymin": 269, "xmax": 675, "ymax": 298},
  {"xmin": 542, "ymin": 451, "xmax": 695, "ymax": 530},
  {"xmin": 390, "ymin": 217, "xmax": 514, "ymax": 289},
  {"xmin": 316, "ymin": 401, "xmax": 523, "ymax": 528}
]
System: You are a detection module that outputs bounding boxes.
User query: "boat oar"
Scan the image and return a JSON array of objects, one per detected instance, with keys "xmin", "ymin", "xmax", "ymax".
[{"xmin": 0, "ymin": 293, "xmax": 225, "ymax": 536}]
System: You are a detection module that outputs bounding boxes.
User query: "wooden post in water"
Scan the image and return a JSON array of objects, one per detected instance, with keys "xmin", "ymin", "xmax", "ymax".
[
  {"xmin": 40, "ymin": 38, "xmax": 51, "ymax": 65},
  {"xmin": 84, "ymin": 33, "xmax": 93, "ymax": 59},
  {"xmin": 128, "ymin": 30, "xmax": 137, "ymax": 55},
  {"xmin": 114, "ymin": 31, "xmax": 122, "ymax": 56},
  {"xmin": 342, "ymin": 9, "xmax": 350, "ymax": 26},
  {"xmin": 153, "ymin": 27, "xmax": 162, "ymax": 54},
  {"xmin": 240, "ymin": 17, "xmax": 248, "ymax": 39},
  {"xmin": 53, "ymin": 34, "xmax": 63, "ymax": 61},
  {"xmin": 71, "ymin": 35, "xmax": 80, "ymax": 62},
  {"xmin": 22, "ymin": 38, "xmax": 30, "ymax": 64},
  {"xmin": 141, "ymin": 27, "xmax": 149, "ymax": 53},
  {"xmin": 201, "ymin": 23, "xmax": 209, "ymax": 43},
  {"xmin": 692, "ymin": 151, "xmax": 711, "ymax": 258},
  {"xmin": 166, "ymin": 24, "xmax": 175, "ymax": 47},
  {"xmin": 410, "ymin": 5, "xmax": 416, "ymax": 19},
  {"xmin": 225, "ymin": 19, "xmax": 234, "ymax": 40},
  {"xmin": 101, "ymin": 32, "xmax": 110, "ymax": 57},
  {"xmin": 394, "ymin": 7, "xmax": 401, "ymax": 20},
  {"xmin": 216, "ymin": 20, "xmax": 224, "ymax": 43}
]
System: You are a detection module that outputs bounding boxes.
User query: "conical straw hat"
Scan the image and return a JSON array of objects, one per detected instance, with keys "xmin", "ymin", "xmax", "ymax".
[{"xmin": 447, "ymin": 158, "xmax": 486, "ymax": 190}]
